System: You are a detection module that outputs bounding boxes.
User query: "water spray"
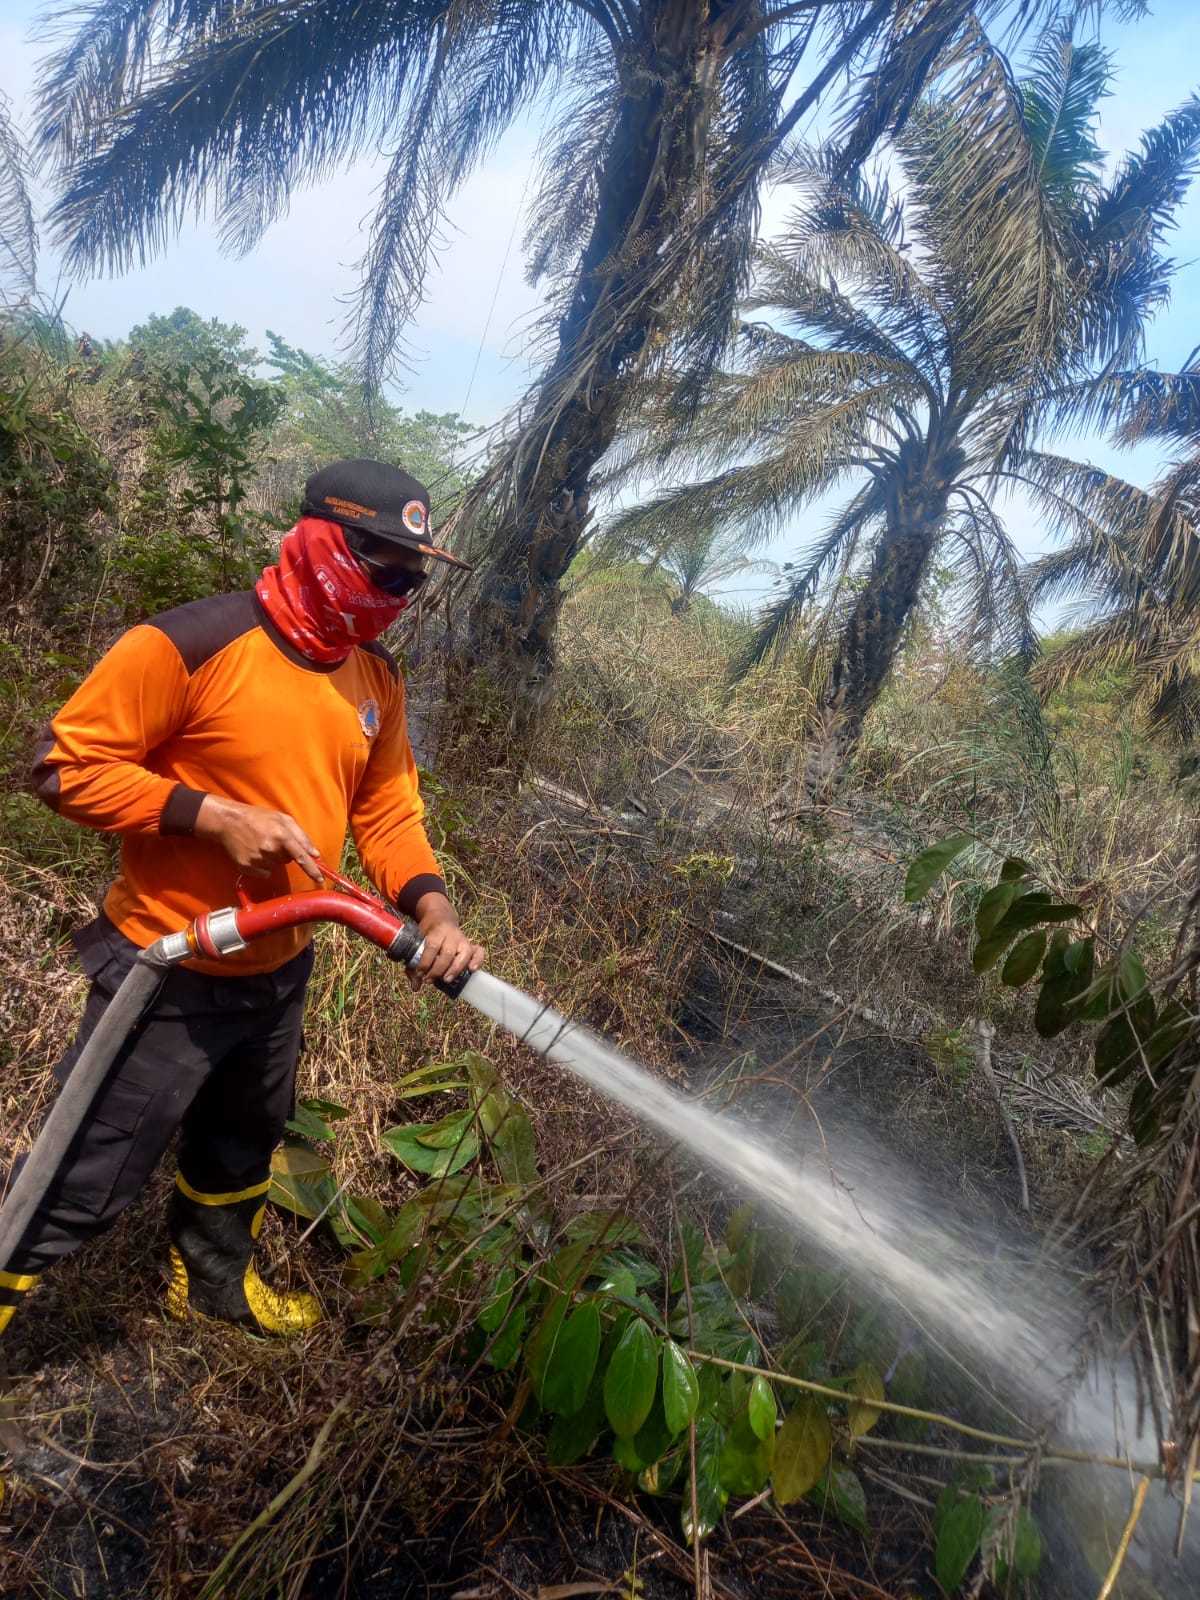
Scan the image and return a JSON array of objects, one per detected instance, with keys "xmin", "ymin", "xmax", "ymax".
[{"xmin": 2, "ymin": 869, "xmax": 1195, "ymax": 1592}]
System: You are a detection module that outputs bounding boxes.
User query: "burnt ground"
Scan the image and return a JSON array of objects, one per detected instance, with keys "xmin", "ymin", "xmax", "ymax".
[{"xmin": 0, "ymin": 945, "xmax": 1126, "ymax": 1600}]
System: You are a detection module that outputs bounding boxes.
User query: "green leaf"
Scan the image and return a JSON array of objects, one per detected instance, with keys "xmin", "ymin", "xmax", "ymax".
[
  {"xmin": 725, "ymin": 1203, "xmax": 754, "ymax": 1252},
  {"xmin": 545, "ymin": 1382, "xmax": 604, "ymax": 1466},
  {"xmin": 1095, "ymin": 1011, "xmax": 1148, "ymax": 1088},
  {"xmin": 748, "ymin": 1374, "xmax": 777, "ymax": 1441},
  {"xmin": 934, "ymin": 1483, "xmax": 962, "ymax": 1535},
  {"xmin": 846, "ymin": 1363, "xmax": 885, "ymax": 1438},
  {"xmin": 632, "ymin": 1393, "xmax": 677, "ymax": 1467},
  {"xmin": 1116, "ymin": 951, "xmax": 1149, "ymax": 1001},
  {"xmin": 270, "ymin": 1139, "xmax": 331, "ymax": 1179},
  {"xmin": 999, "ymin": 857, "xmax": 1031, "ymax": 882},
  {"xmin": 682, "ymin": 1418, "xmax": 726, "ymax": 1543},
  {"xmin": 491, "ymin": 1105, "xmax": 541, "ymax": 1191},
  {"xmin": 464, "ymin": 1049, "xmax": 500, "ymax": 1104},
  {"xmin": 662, "ymin": 1340, "xmax": 700, "ymax": 1434},
  {"xmin": 772, "ymin": 1396, "xmax": 831, "ymax": 1505},
  {"xmin": 540, "ymin": 1304, "xmax": 602, "ymax": 1417},
  {"xmin": 416, "ymin": 1109, "xmax": 476, "ymax": 1149},
  {"xmin": 813, "ymin": 1465, "xmax": 869, "ymax": 1537},
  {"xmin": 1000, "ymin": 929, "xmax": 1047, "ymax": 987},
  {"xmin": 604, "ymin": 1319, "xmax": 659, "ymax": 1438},
  {"xmin": 972, "ymin": 931, "xmax": 1016, "ymax": 975},
  {"xmin": 719, "ymin": 1408, "xmax": 774, "ymax": 1496},
  {"xmin": 1013, "ymin": 1507, "xmax": 1044, "ymax": 1577},
  {"xmin": 564, "ymin": 1210, "xmax": 644, "ymax": 1248},
  {"xmin": 936, "ymin": 1493, "xmax": 984, "ymax": 1593},
  {"xmin": 477, "ymin": 1262, "xmax": 515, "ymax": 1333},
  {"xmin": 975, "ymin": 882, "xmax": 1019, "ymax": 939},
  {"xmin": 382, "ymin": 1199, "xmax": 424, "ymax": 1264},
  {"xmin": 1034, "ymin": 938, "xmax": 1095, "ymax": 1038},
  {"xmin": 285, "ymin": 1103, "xmax": 336, "ymax": 1141},
  {"xmin": 301, "ymin": 1095, "xmax": 351, "ymax": 1122},
  {"xmin": 727, "ymin": 1231, "xmax": 757, "ymax": 1297},
  {"xmin": 1128, "ymin": 1073, "xmax": 1164, "ymax": 1147},
  {"xmin": 342, "ymin": 1246, "xmax": 386, "ymax": 1286},
  {"xmin": 486, "ymin": 1302, "xmax": 525, "ymax": 1371},
  {"xmin": 528, "ymin": 1296, "xmax": 570, "ymax": 1404},
  {"xmin": 904, "ymin": 835, "xmax": 973, "ymax": 902},
  {"xmin": 599, "ymin": 1265, "xmax": 638, "ymax": 1305},
  {"xmin": 972, "ymin": 894, "xmax": 1081, "ymax": 976},
  {"xmin": 396, "ymin": 1060, "xmax": 473, "ymax": 1091},
  {"xmin": 1147, "ymin": 1000, "xmax": 1193, "ymax": 1070},
  {"xmin": 344, "ymin": 1193, "xmax": 390, "ymax": 1245},
  {"xmin": 268, "ymin": 1164, "xmax": 336, "ymax": 1222},
  {"xmin": 381, "ymin": 1121, "xmax": 479, "ymax": 1177},
  {"xmin": 1094, "ymin": 979, "xmax": 1157, "ymax": 1087},
  {"xmin": 612, "ymin": 1432, "xmax": 650, "ymax": 1473}
]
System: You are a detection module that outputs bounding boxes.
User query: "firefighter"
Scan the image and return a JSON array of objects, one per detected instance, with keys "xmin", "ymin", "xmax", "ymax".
[{"xmin": 2, "ymin": 460, "xmax": 485, "ymax": 1338}]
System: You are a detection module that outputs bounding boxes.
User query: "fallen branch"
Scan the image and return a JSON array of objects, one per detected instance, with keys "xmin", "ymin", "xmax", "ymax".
[{"xmin": 974, "ymin": 1019, "xmax": 1030, "ymax": 1213}]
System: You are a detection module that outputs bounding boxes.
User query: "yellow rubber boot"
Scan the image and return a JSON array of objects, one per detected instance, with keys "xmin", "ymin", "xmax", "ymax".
[
  {"xmin": 166, "ymin": 1175, "xmax": 320, "ymax": 1336},
  {"xmin": 0, "ymin": 1271, "xmax": 37, "ymax": 1338}
]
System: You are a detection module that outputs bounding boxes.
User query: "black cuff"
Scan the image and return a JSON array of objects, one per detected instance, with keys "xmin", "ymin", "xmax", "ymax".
[
  {"xmin": 394, "ymin": 874, "xmax": 447, "ymax": 917},
  {"xmin": 160, "ymin": 784, "xmax": 207, "ymax": 837}
]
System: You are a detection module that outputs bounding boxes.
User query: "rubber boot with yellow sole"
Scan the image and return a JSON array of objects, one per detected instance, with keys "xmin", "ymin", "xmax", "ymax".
[
  {"xmin": 166, "ymin": 1175, "xmax": 320, "ymax": 1335},
  {"xmin": 0, "ymin": 1271, "xmax": 36, "ymax": 1339}
]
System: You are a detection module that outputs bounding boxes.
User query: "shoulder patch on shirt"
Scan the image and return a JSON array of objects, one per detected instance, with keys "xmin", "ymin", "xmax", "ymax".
[
  {"xmin": 149, "ymin": 591, "xmax": 260, "ymax": 676},
  {"xmin": 358, "ymin": 699, "xmax": 382, "ymax": 740}
]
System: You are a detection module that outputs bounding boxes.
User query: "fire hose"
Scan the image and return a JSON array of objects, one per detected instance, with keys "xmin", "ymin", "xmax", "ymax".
[{"xmin": 0, "ymin": 863, "xmax": 639, "ymax": 1275}]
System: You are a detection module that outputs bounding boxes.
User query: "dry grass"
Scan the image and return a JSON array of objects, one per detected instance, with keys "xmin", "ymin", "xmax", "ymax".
[{"xmin": 2, "ymin": 572, "xmax": 1195, "ymax": 1594}]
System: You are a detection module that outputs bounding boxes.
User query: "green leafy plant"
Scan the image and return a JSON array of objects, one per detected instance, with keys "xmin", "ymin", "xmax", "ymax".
[
  {"xmin": 906, "ymin": 835, "xmax": 1196, "ymax": 1145},
  {"xmin": 268, "ymin": 1064, "xmax": 917, "ymax": 1549}
]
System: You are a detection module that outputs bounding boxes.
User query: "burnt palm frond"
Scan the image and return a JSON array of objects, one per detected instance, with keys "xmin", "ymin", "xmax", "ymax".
[
  {"xmin": 1041, "ymin": 362, "xmax": 1200, "ymax": 442},
  {"xmin": 735, "ymin": 479, "xmax": 885, "ymax": 675},
  {"xmin": 1019, "ymin": 450, "xmax": 1200, "ymax": 607},
  {"xmin": 774, "ymin": 146, "xmax": 948, "ymax": 372},
  {"xmin": 945, "ymin": 486, "xmax": 1036, "ymax": 664},
  {"xmin": 600, "ymin": 433, "xmax": 858, "ymax": 567},
  {"xmin": 615, "ymin": 13, "xmax": 1192, "ymax": 751},
  {"xmin": 0, "ymin": 93, "xmax": 36, "ymax": 300},
  {"xmin": 38, "ymin": 0, "xmax": 580, "ymax": 382},
  {"xmin": 1074, "ymin": 95, "xmax": 1200, "ymax": 368},
  {"xmin": 895, "ymin": 22, "xmax": 1072, "ymax": 390}
]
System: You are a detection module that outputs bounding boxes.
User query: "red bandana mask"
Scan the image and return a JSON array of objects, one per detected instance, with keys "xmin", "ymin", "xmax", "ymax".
[{"xmin": 256, "ymin": 517, "xmax": 408, "ymax": 664}]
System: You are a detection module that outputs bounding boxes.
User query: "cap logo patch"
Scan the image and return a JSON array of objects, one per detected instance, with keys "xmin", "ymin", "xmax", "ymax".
[{"xmin": 402, "ymin": 500, "xmax": 427, "ymax": 537}]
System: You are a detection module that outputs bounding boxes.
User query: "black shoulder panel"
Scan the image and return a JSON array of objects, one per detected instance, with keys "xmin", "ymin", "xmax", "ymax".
[
  {"xmin": 148, "ymin": 591, "xmax": 260, "ymax": 676},
  {"xmin": 360, "ymin": 638, "xmax": 400, "ymax": 684}
]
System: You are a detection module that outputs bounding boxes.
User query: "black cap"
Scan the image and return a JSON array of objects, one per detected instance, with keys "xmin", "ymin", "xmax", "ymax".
[{"xmin": 301, "ymin": 459, "xmax": 472, "ymax": 570}]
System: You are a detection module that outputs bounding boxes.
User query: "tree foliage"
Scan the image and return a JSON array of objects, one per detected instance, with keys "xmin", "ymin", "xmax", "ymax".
[
  {"xmin": 606, "ymin": 27, "xmax": 1199, "ymax": 769},
  {"xmin": 34, "ymin": 0, "xmax": 1079, "ymax": 696}
]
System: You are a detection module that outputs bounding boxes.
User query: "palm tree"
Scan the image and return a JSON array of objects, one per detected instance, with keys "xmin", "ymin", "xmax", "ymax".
[
  {"xmin": 1019, "ymin": 360, "xmax": 1200, "ymax": 741},
  {"xmin": 0, "ymin": 92, "xmax": 36, "ymax": 304},
  {"xmin": 606, "ymin": 28, "xmax": 1200, "ymax": 780},
  {"xmin": 35, "ymin": 0, "xmax": 1069, "ymax": 704}
]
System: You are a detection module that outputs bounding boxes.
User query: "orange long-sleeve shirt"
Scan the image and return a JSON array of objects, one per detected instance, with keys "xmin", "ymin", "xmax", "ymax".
[{"xmin": 31, "ymin": 591, "xmax": 445, "ymax": 976}]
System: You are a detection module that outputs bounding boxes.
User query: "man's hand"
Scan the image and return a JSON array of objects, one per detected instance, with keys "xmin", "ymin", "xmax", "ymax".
[
  {"xmin": 194, "ymin": 795, "xmax": 324, "ymax": 885},
  {"xmin": 407, "ymin": 892, "xmax": 486, "ymax": 991}
]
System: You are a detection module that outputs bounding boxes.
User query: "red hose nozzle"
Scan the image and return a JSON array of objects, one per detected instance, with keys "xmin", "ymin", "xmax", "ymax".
[{"xmin": 186, "ymin": 863, "xmax": 471, "ymax": 996}]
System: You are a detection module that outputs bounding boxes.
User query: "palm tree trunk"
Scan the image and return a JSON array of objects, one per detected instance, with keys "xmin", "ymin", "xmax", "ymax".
[
  {"xmin": 463, "ymin": 2, "xmax": 744, "ymax": 705},
  {"xmin": 802, "ymin": 457, "xmax": 959, "ymax": 795}
]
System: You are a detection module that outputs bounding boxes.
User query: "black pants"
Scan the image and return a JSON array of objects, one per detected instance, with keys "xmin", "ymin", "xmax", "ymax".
[{"xmin": 3, "ymin": 915, "xmax": 313, "ymax": 1278}]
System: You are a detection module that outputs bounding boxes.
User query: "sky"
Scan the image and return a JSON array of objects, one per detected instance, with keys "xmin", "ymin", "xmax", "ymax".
[{"xmin": 1, "ymin": 2, "xmax": 1199, "ymax": 611}]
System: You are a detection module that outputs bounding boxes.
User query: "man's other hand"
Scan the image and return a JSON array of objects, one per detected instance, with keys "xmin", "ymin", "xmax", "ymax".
[
  {"xmin": 194, "ymin": 795, "xmax": 323, "ymax": 885},
  {"xmin": 408, "ymin": 893, "xmax": 487, "ymax": 991}
]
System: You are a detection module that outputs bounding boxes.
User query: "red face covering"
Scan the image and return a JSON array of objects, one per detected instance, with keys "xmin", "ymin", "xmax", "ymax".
[{"xmin": 256, "ymin": 517, "xmax": 408, "ymax": 664}]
